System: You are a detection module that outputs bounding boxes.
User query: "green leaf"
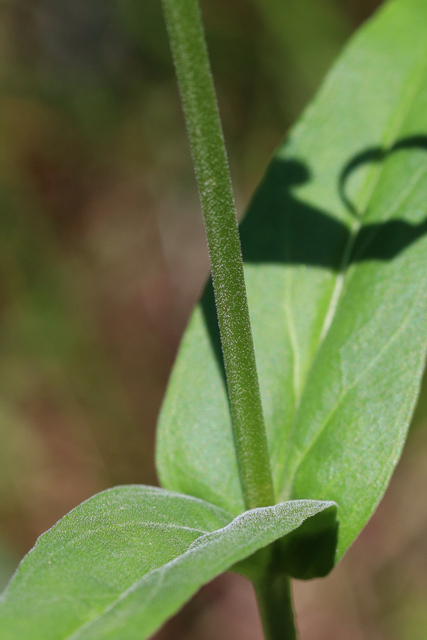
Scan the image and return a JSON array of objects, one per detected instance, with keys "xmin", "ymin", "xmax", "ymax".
[
  {"xmin": 157, "ymin": 0, "xmax": 427, "ymax": 559},
  {"xmin": 0, "ymin": 485, "xmax": 335, "ymax": 639}
]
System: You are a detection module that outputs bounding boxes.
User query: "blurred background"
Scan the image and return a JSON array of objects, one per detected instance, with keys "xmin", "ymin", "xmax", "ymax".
[{"xmin": 1, "ymin": 0, "xmax": 427, "ymax": 638}]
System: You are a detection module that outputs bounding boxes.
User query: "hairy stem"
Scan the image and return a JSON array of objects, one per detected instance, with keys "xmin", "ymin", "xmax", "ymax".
[
  {"xmin": 255, "ymin": 570, "xmax": 298, "ymax": 640},
  {"xmin": 162, "ymin": 0, "xmax": 274, "ymax": 510}
]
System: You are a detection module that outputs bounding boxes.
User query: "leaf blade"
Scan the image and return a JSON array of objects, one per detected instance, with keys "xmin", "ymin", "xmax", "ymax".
[
  {"xmin": 0, "ymin": 486, "xmax": 335, "ymax": 639},
  {"xmin": 157, "ymin": 0, "xmax": 427, "ymax": 558},
  {"xmin": 0, "ymin": 486, "xmax": 231, "ymax": 640}
]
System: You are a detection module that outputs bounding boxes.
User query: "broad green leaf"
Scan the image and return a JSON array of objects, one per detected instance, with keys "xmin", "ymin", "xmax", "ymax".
[
  {"xmin": 0, "ymin": 484, "xmax": 335, "ymax": 640},
  {"xmin": 157, "ymin": 0, "xmax": 427, "ymax": 558}
]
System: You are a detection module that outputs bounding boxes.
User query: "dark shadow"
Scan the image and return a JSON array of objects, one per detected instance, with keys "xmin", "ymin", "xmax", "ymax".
[
  {"xmin": 339, "ymin": 134, "xmax": 427, "ymax": 217},
  {"xmin": 199, "ymin": 135, "xmax": 427, "ymax": 568},
  {"xmin": 201, "ymin": 133, "xmax": 427, "ymax": 383},
  {"xmin": 200, "ymin": 278, "xmax": 224, "ymax": 381},
  {"xmin": 241, "ymin": 134, "xmax": 427, "ymax": 268},
  {"xmin": 278, "ymin": 504, "xmax": 338, "ymax": 580}
]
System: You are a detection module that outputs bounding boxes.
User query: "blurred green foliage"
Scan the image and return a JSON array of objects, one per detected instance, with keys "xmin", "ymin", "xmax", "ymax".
[{"xmin": 1, "ymin": 1, "xmax": 426, "ymax": 637}]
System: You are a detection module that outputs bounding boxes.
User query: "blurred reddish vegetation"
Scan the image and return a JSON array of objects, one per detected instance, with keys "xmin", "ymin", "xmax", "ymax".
[{"xmin": 1, "ymin": 1, "xmax": 427, "ymax": 638}]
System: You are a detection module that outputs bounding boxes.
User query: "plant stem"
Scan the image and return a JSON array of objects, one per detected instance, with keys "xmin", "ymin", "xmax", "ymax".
[
  {"xmin": 162, "ymin": 0, "xmax": 274, "ymax": 510},
  {"xmin": 255, "ymin": 571, "xmax": 298, "ymax": 640}
]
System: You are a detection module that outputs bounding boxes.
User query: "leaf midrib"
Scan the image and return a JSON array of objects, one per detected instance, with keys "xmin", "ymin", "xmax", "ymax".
[
  {"xmin": 64, "ymin": 502, "xmax": 331, "ymax": 640},
  {"xmin": 281, "ymin": 43, "xmax": 427, "ymax": 497},
  {"xmin": 288, "ymin": 269, "xmax": 427, "ymax": 486},
  {"xmin": 317, "ymin": 44, "xmax": 427, "ymax": 370}
]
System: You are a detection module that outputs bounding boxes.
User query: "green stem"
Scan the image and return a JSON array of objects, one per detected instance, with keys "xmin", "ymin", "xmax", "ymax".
[
  {"xmin": 255, "ymin": 571, "xmax": 298, "ymax": 640},
  {"xmin": 162, "ymin": 0, "xmax": 274, "ymax": 510}
]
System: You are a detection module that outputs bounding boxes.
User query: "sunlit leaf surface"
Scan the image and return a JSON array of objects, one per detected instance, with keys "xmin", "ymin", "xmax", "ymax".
[
  {"xmin": 157, "ymin": 0, "xmax": 427, "ymax": 557},
  {"xmin": 0, "ymin": 485, "xmax": 335, "ymax": 639}
]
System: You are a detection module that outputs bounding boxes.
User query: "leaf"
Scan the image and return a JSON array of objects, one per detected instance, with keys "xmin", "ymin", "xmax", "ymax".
[
  {"xmin": 0, "ymin": 485, "xmax": 335, "ymax": 640},
  {"xmin": 157, "ymin": 0, "xmax": 427, "ymax": 559}
]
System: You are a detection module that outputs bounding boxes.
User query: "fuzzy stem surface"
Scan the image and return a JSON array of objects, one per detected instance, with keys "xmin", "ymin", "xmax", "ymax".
[
  {"xmin": 162, "ymin": 0, "xmax": 274, "ymax": 510},
  {"xmin": 255, "ymin": 570, "xmax": 298, "ymax": 640}
]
